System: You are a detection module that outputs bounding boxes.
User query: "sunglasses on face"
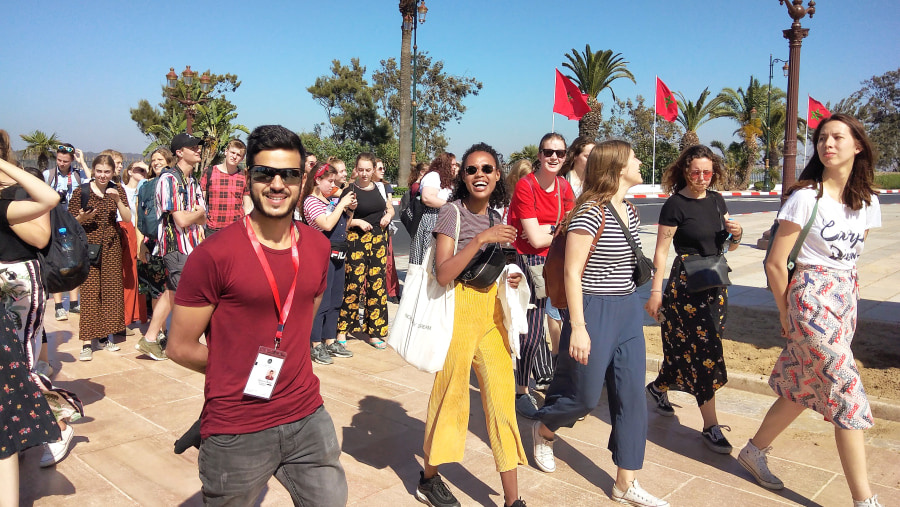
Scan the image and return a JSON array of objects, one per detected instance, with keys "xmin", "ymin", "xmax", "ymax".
[
  {"xmin": 540, "ymin": 149, "xmax": 566, "ymax": 158},
  {"xmin": 689, "ymin": 170, "xmax": 713, "ymax": 180},
  {"xmin": 57, "ymin": 145, "xmax": 74, "ymax": 153},
  {"xmin": 249, "ymin": 166, "xmax": 303, "ymax": 185},
  {"xmin": 465, "ymin": 164, "xmax": 495, "ymax": 175}
]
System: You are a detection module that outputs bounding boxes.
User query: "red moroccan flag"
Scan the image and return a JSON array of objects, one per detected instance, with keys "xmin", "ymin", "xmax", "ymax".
[
  {"xmin": 553, "ymin": 69, "xmax": 590, "ymax": 120},
  {"xmin": 655, "ymin": 77, "xmax": 678, "ymax": 122},
  {"xmin": 808, "ymin": 96, "xmax": 831, "ymax": 129}
]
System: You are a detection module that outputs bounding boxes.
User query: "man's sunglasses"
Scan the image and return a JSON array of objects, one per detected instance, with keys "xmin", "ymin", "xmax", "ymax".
[
  {"xmin": 57, "ymin": 145, "xmax": 74, "ymax": 153},
  {"xmin": 249, "ymin": 166, "xmax": 303, "ymax": 185},
  {"xmin": 465, "ymin": 164, "xmax": 495, "ymax": 175},
  {"xmin": 540, "ymin": 149, "xmax": 566, "ymax": 158}
]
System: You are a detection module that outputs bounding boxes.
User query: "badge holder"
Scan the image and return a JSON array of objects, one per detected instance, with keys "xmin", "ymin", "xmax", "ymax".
[{"xmin": 243, "ymin": 346, "xmax": 288, "ymax": 400}]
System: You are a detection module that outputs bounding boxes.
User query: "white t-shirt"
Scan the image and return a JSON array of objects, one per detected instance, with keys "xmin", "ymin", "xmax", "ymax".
[
  {"xmin": 778, "ymin": 187, "xmax": 881, "ymax": 270},
  {"xmin": 420, "ymin": 171, "xmax": 452, "ymax": 201}
]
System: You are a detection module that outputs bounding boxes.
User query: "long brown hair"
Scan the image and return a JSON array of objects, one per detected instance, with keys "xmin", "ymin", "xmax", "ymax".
[
  {"xmin": 427, "ymin": 152, "xmax": 456, "ymax": 189},
  {"xmin": 661, "ymin": 144, "xmax": 725, "ymax": 195},
  {"xmin": 559, "ymin": 136, "xmax": 595, "ymax": 177},
  {"xmin": 0, "ymin": 129, "xmax": 15, "ymax": 164},
  {"xmin": 565, "ymin": 140, "xmax": 632, "ymax": 227},
  {"xmin": 787, "ymin": 113, "xmax": 877, "ymax": 210}
]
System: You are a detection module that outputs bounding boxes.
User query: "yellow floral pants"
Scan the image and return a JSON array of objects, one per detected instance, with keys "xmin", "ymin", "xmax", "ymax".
[{"xmin": 338, "ymin": 227, "xmax": 388, "ymax": 338}]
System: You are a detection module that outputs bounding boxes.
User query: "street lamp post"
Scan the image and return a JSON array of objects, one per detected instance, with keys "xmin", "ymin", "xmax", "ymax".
[
  {"xmin": 764, "ymin": 55, "xmax": 789, "ymax": 192},
  {"xmin": 411, "ymin": 1, "xmax": 427, "ymax": 165},
  {"xmin": 779, "ymin": 0, "xmax": 816, "ymax": 195},
  {"xmin": 165, "ymin": 65, "xmax": 212, "ymax": 135}
]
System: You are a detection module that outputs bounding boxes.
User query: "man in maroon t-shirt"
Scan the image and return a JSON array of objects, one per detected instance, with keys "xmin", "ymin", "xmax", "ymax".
[{"xmin": 167, "ymin": 125, "xmax": 347, "ymax": 506}]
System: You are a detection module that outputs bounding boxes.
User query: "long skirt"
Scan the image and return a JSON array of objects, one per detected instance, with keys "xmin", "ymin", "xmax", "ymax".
[
  {"xmin": 769, "ymin": 265, "xmax": 873, "ymax": 430},
  {"xmin": 652, "ymin": 255, "xmax": 728, "ymax": 405},
  {"xmin": 119, "ymin": 221, "xmax": 147, "ymax": 325},
  {"xmin": 423, "ymin": 283, "xmax": 527, "ymax": 472}
]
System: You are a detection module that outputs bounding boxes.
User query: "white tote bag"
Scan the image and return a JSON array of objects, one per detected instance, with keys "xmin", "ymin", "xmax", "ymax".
[{"xmin": 387, "ymin": 223, "xmax": 458, "ymax": 373}]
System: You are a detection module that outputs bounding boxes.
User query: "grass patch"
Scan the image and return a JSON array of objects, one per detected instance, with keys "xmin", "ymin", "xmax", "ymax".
[{"xmin": 875, "ymin": 172, "xmax": 900, "ymax": 189}]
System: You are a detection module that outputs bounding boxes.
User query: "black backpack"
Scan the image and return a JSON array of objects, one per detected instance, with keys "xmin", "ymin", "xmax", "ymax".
[
  {"xmin": 399, "ymin": 188, "xmax": 424, "ymax": 236},
  {"xmin": 38, "ymin": 204, "xmax": 91, "ymax": 293}
]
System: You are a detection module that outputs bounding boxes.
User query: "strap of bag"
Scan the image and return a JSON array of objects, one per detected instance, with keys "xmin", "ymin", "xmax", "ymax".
[
  {"xmin": 80, "ymin": 183, "xmax": 91, "ymax": 212},
  {"xmin": 606, "ymin": 202, "xmax": 642, "ymax": 258},
  {"xmin": 579, "ymin": 204, "xmax": 606, "ymax": 276},
  {"xmin": 788, "ymin": 192, "xmax": 821, "ymax": 269},
  {"xmin": 712, "ymin": 194, "xmax": 729, "ymax": 255}
]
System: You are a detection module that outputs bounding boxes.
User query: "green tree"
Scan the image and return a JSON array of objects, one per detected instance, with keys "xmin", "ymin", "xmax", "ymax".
[
  {"xmin": 711, "ymin": 140, "xmax": 748, "ymax": 189},
  {"xmin": 850, "ymin": 68, "xmax": 900, "ymax": 171},
  {"xmin": 372, "ymin": 52, "xmax": 482, "ymax": 159},
  {"xmin": 562, "ymin": 45, "xmax": 636, "ymax": 138},
  {"xmin": 131, "ymin": 71, "xmax": 244, "ymax": 162},
  {"xmin": 715, "ymin": 77, "xmax": 767, "ymax": 189},
  {"xmin": 20, "ymin": 130, "xmax": 61, "ymax": 171},
  {"xmin": 675, "ymin": 87, "xmax": 724, "ymax": 151},
  {"xmin": 308, "ymin": 59, "xmax": 392, "ymax": 148},
  {"xmin": 194, "ymin": 100, "xmax": 250, "ymax": 169},
  {"xmin": 599, "ymin": 96, "xmax": 682, "ymax": 184},
  {"xmin": 509, "ymin": 144, "xmax": 538, "ymax": 164}
]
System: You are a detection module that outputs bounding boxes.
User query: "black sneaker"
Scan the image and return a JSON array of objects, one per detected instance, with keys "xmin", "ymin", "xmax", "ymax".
[
  {"xmin": 515, "ymin": 393, "xmax": 539, "ymax": 419},
  {"xmin": 507, "ymin": 499, "xmax": 527, "ymax": 507},
  {"xmin": 646, "ymin": 383, "xmax": 675, "ymax": 417},
  {"xmin": 415, "ymin": 471, "xmax": 460, "ymax": 507},
  {"xmin": 701, "ymin": 424, "xmax": 733, "ymax": 454}
]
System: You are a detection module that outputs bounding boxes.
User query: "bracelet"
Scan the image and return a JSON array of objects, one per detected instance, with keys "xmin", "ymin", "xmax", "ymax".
[
  {"xmin": 650, "ymin": 290, "xmax": 662, "ymax": 293},
  {"xmin": 570, "ymin": 321, "xmax": 587, "ymax": 327}
]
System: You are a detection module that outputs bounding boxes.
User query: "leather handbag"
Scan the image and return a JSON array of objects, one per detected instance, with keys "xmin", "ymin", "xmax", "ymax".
[
  {"xmin": 681, "ymin": 254, "xmax": 731, "ymax": 292},
  {"xmin": 607, "ymin": 203, "xmax": 655, "ymax": 287},
  {"xmin": 544, "ymin": 205, "xmax": 606, "ymax": 309},
  {"xmin": 455, "ymin": 204, "xmax": 505, "ymax": 289}
]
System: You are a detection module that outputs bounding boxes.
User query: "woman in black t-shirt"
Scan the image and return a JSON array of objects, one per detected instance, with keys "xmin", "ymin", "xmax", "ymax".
[
  {"xmin": 643, "ymin": 145, "xmax": 743, "ymax": 455},
  {"xmin": 337, "ymin": 152, "xmax": 394, "ymax": 348}
]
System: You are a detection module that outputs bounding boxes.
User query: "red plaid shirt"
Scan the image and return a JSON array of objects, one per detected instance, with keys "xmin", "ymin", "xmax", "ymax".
[{"xmin": 199, "ymin": 165, "xmax": 249, "ymax": 230}]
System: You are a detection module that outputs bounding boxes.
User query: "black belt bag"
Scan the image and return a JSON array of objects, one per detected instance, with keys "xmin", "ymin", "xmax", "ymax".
[{"xmin": 330, "ymin": 241, "xmax": 349, "ymax": 260}]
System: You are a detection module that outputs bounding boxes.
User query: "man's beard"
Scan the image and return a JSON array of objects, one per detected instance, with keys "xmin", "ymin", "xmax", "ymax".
[{"xmin": 249, "ymin": 189, "xmax": 299, "ymax": 219}]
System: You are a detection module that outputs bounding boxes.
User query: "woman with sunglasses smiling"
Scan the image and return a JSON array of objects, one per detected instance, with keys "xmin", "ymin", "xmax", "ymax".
[
  {"xmin": 336, "ymin": 152, "xmax": 393, "ymax": 349},
  {"xmin": 643, "ymin": 144, "xmax": 743, "ymax": 454},
  {"xmin": 69, "ymin": 154, "xmax": 132, "ymax": 361},
  {"xmin": 416, "ymin": 142, "xmax": 527, "ymax": 507},
  {"xmin": 508, "ymin": 133, "xmax": 575, "ymax": 418}
]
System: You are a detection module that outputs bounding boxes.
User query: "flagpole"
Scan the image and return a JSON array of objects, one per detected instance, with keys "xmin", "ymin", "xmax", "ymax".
[
  {"xmin": 552, "ymin": 112, "xmax": 555, "ymax": 133},
  {"xmin": 803, "ymin": 122, "xmax": 809, "ymax": 169},
  {"xmin": 652, "ymin": 76, "xmax": 658, "ymax": 187}
]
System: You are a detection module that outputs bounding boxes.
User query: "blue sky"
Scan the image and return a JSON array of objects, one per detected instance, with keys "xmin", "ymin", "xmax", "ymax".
[{"xmin": 2, "ymin": 1, "xmax": 898, "ymax": 163}]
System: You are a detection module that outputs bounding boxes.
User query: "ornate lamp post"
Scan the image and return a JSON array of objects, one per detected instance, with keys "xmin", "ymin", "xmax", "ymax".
[
  {"xmin": 398, "ymin": 0, "xmax": 427, "ymax": 188},
  {"xmin": 764, "ymin": 55, "xmax": 790, "ymax": 191},
  {"xmin": 779, "ymin": 0, "xmax": 815, "ymax": 194},
  {"xmin": 165, "ymin": 65, "xmax": 212, "ymax": 135}
]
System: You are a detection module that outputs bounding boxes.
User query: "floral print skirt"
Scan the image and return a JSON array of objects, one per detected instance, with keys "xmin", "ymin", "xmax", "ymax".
[{"xmin": 652, "ymin": 255, "xmax": 728, "ymax": 405}]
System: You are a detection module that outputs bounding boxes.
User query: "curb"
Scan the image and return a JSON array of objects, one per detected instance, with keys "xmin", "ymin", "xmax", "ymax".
[{"xmin": 645, "ymin": 356, "xmax": 900, "ymax": 423}]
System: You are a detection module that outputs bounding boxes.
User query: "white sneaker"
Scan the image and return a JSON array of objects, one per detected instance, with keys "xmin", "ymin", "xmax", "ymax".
[
  {"xmin": 611, "ymin": 479, "xmax": 669, "ymax": 507},
  {"xmin": 854, "ymin": 494, "xmax": 884, "ymax": 507},
  {"xmin": 738, "ymin": 439, "xmax": 784, "ymax": 490},
  {"xmin": 40, "ymin": 424, "xmax": 74, "ymax": 467},
  {"xmin": 531, "ymin": 420, "xmax": 556, "ymax": 473}
]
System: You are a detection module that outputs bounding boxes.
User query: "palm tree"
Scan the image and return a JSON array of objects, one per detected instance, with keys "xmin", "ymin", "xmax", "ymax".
[
  {"xmin": 20, "ymin": 130, "xmax": 61, "ymax": 171},
  {"xmin": 715, "ymin": 77, "xmax": 767, "ymax": 189},
  {"xmin": 675, "ymin": 88, "xmax": 724, "ymax": 151},
  {"xmin": 195, "ymin": 100, "xmax": 250, "ymax": 169},
  {"xmin": 143, "ymin": 109, "xmax": 187, "ymax": 157},
  {"xmin": 710, "ymin": 140, "xmax": 747, "ymax": 190},
  {"xmin": 563, "ymin": 45, "xmax": 636, "ymax": 138},
  {"xmin": 509, "ymin": 144, "xmax": 538, "ymax": 164},
  {"xmin": 762, "ymin": 101, "xmax": 806, "ymax": 182}
]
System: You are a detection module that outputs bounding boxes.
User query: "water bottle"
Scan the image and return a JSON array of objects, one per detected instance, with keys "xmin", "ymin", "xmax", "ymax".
[{"xmin": 58, "ymin": 227, "xmax": 78, "ymax": 275}]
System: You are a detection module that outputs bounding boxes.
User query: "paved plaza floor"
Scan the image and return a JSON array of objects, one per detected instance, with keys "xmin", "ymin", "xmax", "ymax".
[{"xmin": 18, "ymin": 204, "xmax": 900, "ymax": 506}]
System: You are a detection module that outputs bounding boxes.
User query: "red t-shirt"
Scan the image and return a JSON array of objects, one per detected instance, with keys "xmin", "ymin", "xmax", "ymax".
[
  {"xmin": 509, "ymin": 173, "xmax": 575, "ymax": 256},
  {"xmin": 175, "ymin": 219, "xmax": 329, "ymax": 439}
]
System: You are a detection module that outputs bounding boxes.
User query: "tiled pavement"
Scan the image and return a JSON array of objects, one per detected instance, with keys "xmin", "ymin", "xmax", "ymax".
[{"xmin": 18, "ymin": 203, "xmax": 900, "ymax": 506}]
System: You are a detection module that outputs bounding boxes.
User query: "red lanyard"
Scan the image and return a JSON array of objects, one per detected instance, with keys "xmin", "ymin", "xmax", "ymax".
[{"xmin": 244, "ymin": 216, "xmax": 300, "ymax": 349}]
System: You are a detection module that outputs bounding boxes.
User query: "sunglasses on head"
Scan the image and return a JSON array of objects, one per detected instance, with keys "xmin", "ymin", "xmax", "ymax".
[
  {"xmin": 57, "ymin": 145, "xmax": 74, "ymax": 153},
  {"xmin": 465, "ymin": 164, "xmax": 495, "ymax": 175},
  {"xmin": 249, "ymin": 166, "xmax": 303, "ymax": 185},
  {"xmin": 540, "ymin": 149, "xmax": 566, "ymax": 158}
]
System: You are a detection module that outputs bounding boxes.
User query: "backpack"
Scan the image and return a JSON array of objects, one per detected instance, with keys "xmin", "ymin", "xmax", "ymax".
[
  {"xmin": 136, "ymin": 176, "xmax": 160, "ymax": 238},
  {"xmin": 399, "ymin": 188, "xmax": 424, "ymax": 236},
  {"xmin": 38, "ymin": 204, "xmax": 91, "ymax": 293}
]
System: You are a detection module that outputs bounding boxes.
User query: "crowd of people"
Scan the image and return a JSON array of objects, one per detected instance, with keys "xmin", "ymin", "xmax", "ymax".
[{"xmin": 0, "ymin": 113, "xmax": 884, "ymax": 507}]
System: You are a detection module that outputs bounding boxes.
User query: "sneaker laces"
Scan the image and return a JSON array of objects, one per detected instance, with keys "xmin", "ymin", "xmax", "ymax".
[
  {"xmin": 622, "ymin": 480, "xmax": 661, "ymax": 504},
  {"xmin": 658, "ymin": 391, "xmax": 672, "ymax": 408},
  {"xmin": 708, "ymin": 424, "xmax": 731, "ymax": 442},
  {"xmin": 430, "ymin": 476, "xmax": 454, "ymax": 500}
]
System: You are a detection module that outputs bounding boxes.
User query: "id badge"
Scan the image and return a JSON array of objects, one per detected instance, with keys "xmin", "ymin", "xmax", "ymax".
[{"xmin": 243, "ymin": 346, "xmax": 287, "ymax": 400}]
